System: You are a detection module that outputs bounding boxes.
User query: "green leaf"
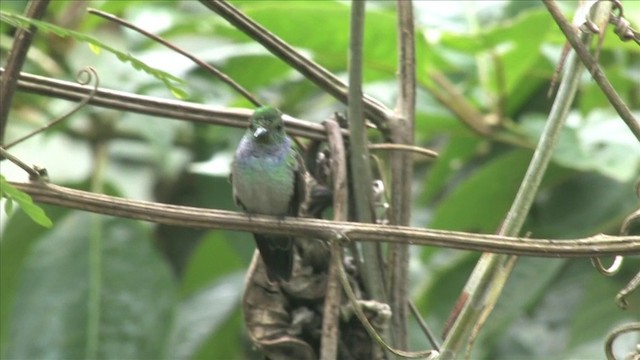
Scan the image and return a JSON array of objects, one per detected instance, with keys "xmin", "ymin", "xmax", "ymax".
[
  {"xmin": 4, "ymin": 212, "xmax": 176, "ymax": 359},
  {"xmin": 527, "ymin": 172, "xmax": 638, "ymax": 238},
  {"xmin": 429, "ymin": 150, "xmax": 531, "ymax": 233},
  {"xmin": 0, "ymin": 11, "xmax": 187, "ymax": 99},
  {"xmin": 429, "ymin": 149, "xmax": 572, "ymax": 233},
  {"xmin": 170, "ymin": 86, "xmax": 189, "ymax": 100},
  {"xmin": 179, "ymin": 231, "xmax": 246, "ymax": 298},
  {"xmin": 439, "ymin": 9, "xmax": 555, "ymax": 115},
  {"xmin": 519, "ymin": 111, "xmax": 640, "ymax": 182},
  {"xmin": 474, "ymin": 258, "xmax": 567, "ymax": 359},
  {"xmin": 0, "ymin": 176, "xmax": 52, "ymax": 228},
  {"xmin": 0, "ymin": 203, "xmax": 68, "ymax": 356},
  {"xmin": 218, "ymin": 1, "xmax": 430, "ymax": 84}
]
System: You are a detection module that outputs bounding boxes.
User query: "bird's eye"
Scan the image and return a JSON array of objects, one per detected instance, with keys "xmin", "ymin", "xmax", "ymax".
[
  {"xmin": 249, "ymin": 123, "xmax": 256, "ymax": 131},
  {"xmin": 276, "ymin": 124, "xmax": 283, "ymax": 131}
]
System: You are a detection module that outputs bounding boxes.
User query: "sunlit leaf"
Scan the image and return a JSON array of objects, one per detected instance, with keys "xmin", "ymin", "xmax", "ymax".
[
  {"xmin": 4, "ymin": 212, "xmax": 176, "ymax": 358},
  {"xmin": 88, "ymin": 42, "xmax": 101, "ymax": 55},
  {"xmin": 0, "ymin": 176, "xmax": 52, "ymax": 228}
]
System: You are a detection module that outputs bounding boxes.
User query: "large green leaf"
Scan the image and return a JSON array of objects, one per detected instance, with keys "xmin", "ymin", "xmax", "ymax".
[
  {"xmin": 429, "ymin": 149, "xmax": 531, "ymax": 233},
  {"xmin": 528, "ymin": 172, "xmax": 637, "ymax": 238},
  {"xmin": 471, "ymin": 257, "xmax": 567, "ymax": 359},
  {"xmin": 167, "ymin": 272, "xmax": 244, "ymax": 360},
  {"xmin": 4, "ymin": 212, "xmax": 176, "ymax": 359},
  {"xmin": 0, "ymin": 204, "xmax": 68, "ymax": 354},
  {"xmin": 429, "ymin": 148, "xmax": 574, "ymax": 233},
  {"xmin": 179, "ymin": 231, "xmax": 246, "ymax": 298},
  {"xmin": 237, "ymin": 1, "xmax": 396, "ymax": 81}
]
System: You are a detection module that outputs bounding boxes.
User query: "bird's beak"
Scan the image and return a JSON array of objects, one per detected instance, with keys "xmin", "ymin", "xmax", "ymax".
[{"xmin": 253, "ymin": 126, "xmax": 268, "ymax": 139}]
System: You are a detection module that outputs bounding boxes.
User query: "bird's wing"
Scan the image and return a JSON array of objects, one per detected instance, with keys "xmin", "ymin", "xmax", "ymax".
[{"xmin": 288, "ymin": 148, "xmax": 307, "ymax": 217}]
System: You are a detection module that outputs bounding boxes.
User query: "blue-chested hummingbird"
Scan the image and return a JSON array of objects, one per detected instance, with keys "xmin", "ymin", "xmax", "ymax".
[{"xmin": 231, "ymin": 106, "xmax": 306, "ymax": 282}]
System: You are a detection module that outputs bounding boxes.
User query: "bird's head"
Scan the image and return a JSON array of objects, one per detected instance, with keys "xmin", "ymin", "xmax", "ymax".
[{"xmin": 248, "ymin": 106, "xmax": 286, "ymax": 143}]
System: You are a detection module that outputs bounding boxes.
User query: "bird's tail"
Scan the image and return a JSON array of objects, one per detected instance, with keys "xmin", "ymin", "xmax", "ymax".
[{"xmin": 253, "ymin": 234, "xmax": 293, "ymax": 282}]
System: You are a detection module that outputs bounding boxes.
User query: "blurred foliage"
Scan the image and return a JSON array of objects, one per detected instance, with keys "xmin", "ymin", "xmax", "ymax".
[{"xmin": 1, "ymin": 0, "xmax": 639, "ymax": 359}]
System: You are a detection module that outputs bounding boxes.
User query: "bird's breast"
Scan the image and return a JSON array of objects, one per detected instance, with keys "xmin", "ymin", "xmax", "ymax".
[{"xmin": 232, "ymin": 152, "xmax": 295, "ymax": 216}]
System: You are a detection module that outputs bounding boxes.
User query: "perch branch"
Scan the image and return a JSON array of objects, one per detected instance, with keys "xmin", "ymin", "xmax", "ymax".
[{"xmin": 8, "ymin": 181, "xmax": 639, "ymax": 257}]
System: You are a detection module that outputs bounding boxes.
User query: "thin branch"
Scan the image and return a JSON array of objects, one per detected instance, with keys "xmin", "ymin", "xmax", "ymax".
[
  {"xmin": 388, "ymin": 0, "xmax": 416, "ymax": 351},
  {"xmin": 543, "ymin": 0, "xmax": 640, "ymax": 142},
  {"xmin": 1, "ymin": 69, "xmax": 345, "ymax": 141},
  {"xmin": 197, "ymin": 0, "xmax": 394, "ymax": 138},
  {"xmin": 0, "ymin": 147, "xmax": 43, "ymax": 179},
  {"xmin": 440, "ymin": 2, "xmax": 608, "ymax": 357},
  {"xmin": 409, "ymin": 301, "xmax": 440, "ymax": 352},
  {"xmin": 0, "ymin": 0, "xmax": 51, "ymax": 144},
  {"xmin": 368, "ymin": 143, "xmax": 438, "ymax": 159},
  {"xmin": 9, "ymin": 181, "xmax": 640, "ymax": 257},
  {"xmin": 425, "ymin": 71, "xmax": 494, "ymax": 137},
  {"xmin": 347, "ymin": 0, "xmax": 387, "ymax": 310},
  {"xmin": 4, "ymin": 67, "xmax": 99, "ymax": 149},
  {"xmin": 320, "ymin": 120, "xmax": 347, "ymax": 360},
  {"xmin": 87, "ymin": 8, "xmax": 262, "ymax": 107}
]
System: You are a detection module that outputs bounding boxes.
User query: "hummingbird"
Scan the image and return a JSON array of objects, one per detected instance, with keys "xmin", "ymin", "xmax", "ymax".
[{"xmin": 231, "ymin": 106, "xmax": 306, "ymax": 282}]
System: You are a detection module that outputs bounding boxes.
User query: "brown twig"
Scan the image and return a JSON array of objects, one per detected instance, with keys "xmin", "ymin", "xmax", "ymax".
[
  {"xmin": 197, "ymin": 0, "xmax": 394, "ymax": 139},
  {"xmin": 387, "ymin": 0, "xmax": 417, "ymax": 350},
  {"xmin": 409, "ymin": 301, "xmax": 441, "ymax": 351},
  {"xmin": 1, "ymin": 69, "xmax": 346, "ymax": 141},
  {"xmin": 4, "ymin": 67, "xmax": 100, "ymax": 149},
  {"xmin": 0, "ymin": 147, "xmax": 43, "ymax": 179},
  {"xmin": 345, "ymin": 2, "xmax": 388, "ymax": 333},
  {"xmin": 320, "ymin": 120, "xmax": 347, "ymax": 360},
  {"xmin": 368, "ymin": 143, "xmax": 438, "ymax": 159},
  {"xmin": 542, "ymin": 0, "xmax": 640, "ymax": 142},
  {"xmin": 0, "ymin": 0, "xmax": 51, "ymax": 144}
]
